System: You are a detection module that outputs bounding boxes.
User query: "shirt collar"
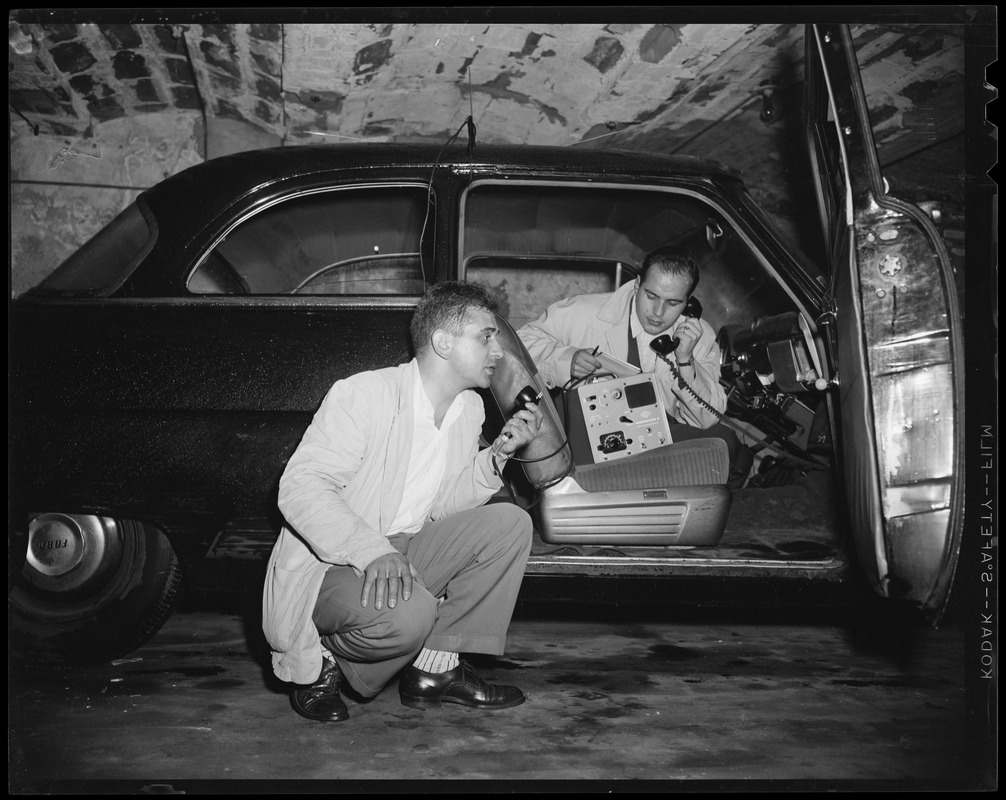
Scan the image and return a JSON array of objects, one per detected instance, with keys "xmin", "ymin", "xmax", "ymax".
[
  {"xmin": 413, "ymin": 359, "xmax": 464, "ymax": 431},
  {"xmin": 629, "ymin": 298, "xmax": 662, "ymax": 349}
]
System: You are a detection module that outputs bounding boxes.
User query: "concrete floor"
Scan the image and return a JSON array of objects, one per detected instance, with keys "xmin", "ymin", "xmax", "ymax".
[{"xmin": 8, "ymin": 596, "xmax": 986, "ymax": 792}]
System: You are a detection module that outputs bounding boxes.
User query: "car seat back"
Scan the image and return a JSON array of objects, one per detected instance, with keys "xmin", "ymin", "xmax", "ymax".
[
  {"xmin": 540, "ymin": 439, "xmax": 732, "ymax": 546},
  {"xmin": 487, "ymin": 314, "xmax": 574, "ymax": 489}
]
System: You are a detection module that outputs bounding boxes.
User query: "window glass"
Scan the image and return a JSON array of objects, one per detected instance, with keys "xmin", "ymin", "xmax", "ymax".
[
  {"xmin": 467, "ymin": 256, "xmax": 619, "ymax": 330},
  {"xmin": 188, "ymin": 186, "xmax": 432, "ymax": 295},
  {"xmin": 461, "ymin": 183, "xmax": 794, "ymax": 338},
  {"xmin": 31, "ymin": 203, "xmax": 153, "ymax": 296},
  {"xmin": 805, "ymin": 43, "xmax": 847, "ymax": 279}
]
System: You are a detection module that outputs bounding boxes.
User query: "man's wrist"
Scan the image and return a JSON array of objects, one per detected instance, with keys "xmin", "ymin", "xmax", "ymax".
[
  {"xmin": 490, "ymin": 447, "xmax": 512, "ymax": 479},
  {"xmin": 491, "ymin": 434, "xmax": 513, "ymax": 457},
  {"xmin": 675, "ymin": 356, "xmax": 694, "ymax": 367}
]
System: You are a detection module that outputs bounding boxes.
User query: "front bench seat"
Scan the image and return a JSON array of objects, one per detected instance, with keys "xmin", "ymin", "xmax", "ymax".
[{"xmin": 487, "ymin": 314, "xmax": 731, "ymax": 547}]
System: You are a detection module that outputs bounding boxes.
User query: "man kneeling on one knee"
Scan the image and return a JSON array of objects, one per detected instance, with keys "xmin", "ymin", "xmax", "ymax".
[{"xmin": 263, "ymin": 281, "xmax": 543, "ymax": 722}]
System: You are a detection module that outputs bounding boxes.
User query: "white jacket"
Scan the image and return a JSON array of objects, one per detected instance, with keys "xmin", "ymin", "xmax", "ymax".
[
  {"xmin": 518, "ymin": 281, "xmax": 725, "ymax": 428},
  {"xmin": 262, "ymin": 360, "xmax": 502, "ymax": 685}
]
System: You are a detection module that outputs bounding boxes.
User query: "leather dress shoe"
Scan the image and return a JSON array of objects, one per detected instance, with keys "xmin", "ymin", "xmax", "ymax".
[
  {"xmin": 399, "ymin": 660, "xmax": 526, "ymax": 710},
  {"xmin": 291, "ymin": 657, "xmax": 349, "ymax": 722}
]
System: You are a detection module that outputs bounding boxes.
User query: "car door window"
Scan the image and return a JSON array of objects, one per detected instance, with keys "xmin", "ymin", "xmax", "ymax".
[
  {"xmin": 460, "ymin": 181, "xmax": 796, "ymax": 336},
  {"xmin": 188, "ymin": 186, "xmax": 432, "ymax": 295},
  {"xmin": 805, "ymin": 35, "xmax": 850, "ymax": 282},
  {"xmin": 466, "ymin": 256, "xmax": 620, "ymax": 330}
]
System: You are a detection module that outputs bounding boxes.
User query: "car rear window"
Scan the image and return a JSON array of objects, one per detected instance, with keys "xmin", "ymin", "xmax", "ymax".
[
  {"xmin": 30, "ymin": 203, "xmax": 154, "ymax": 297},
  {"xmin": 188, "ymin": 185, "xmax": 432, "ymax": 296}
]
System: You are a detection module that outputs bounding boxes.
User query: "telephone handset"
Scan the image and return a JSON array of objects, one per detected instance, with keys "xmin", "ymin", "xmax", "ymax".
[
  {"xmin": 492, "ymin": 384, "xmax": 543, "ymax": 455},
  {"xmin": 651, "ymin": 296, "xmax": 703, "ymax": 356}
]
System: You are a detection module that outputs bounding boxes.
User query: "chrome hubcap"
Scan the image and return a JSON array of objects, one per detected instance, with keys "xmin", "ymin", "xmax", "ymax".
[{"xmin": 23, "ymin": 514, "xmax": 122, "ymax": 594}]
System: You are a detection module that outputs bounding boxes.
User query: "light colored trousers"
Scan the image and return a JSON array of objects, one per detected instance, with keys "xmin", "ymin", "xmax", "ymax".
[{"xmin": 312, "ymin": 503, "xmax": 532, "ymax": 698}]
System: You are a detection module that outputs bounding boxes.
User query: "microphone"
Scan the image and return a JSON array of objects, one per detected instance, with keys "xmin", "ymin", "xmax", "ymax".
[
  {"xmin": 492, "ymin": 385, "xmax": 542, "ymax": 454},
  {"xmin": 512, "ymin": 385, "xmax": 542, "ymax": 414}
]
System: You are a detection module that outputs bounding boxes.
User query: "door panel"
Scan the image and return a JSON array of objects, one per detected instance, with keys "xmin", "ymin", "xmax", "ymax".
[
  {"xmin": 805, "ymin": 24, "xmax": 964, "ymax": 618},
  {"xmin": 9, "ymin": 300, "xmax": 415, "ymax": 579}
]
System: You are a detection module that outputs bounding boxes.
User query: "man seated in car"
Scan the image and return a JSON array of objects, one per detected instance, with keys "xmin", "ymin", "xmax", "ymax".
[{"xmin": 517, "ymin": 246, "xmax": 753, "ymax": 488}]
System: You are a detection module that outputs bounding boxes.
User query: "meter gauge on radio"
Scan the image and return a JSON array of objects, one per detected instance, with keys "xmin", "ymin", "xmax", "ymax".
[{"xmin": 598, "ymin": 431, "xmax": 629, "ymax": 454}]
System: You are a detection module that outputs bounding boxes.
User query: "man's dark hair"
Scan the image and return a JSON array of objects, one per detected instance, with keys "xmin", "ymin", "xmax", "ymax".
[
  {"xmin": 411, "ymin": 281, "xmax": 500, "ymax": 355},
  {"xmin": 640, "ymin": 247, "xmax": 700, "ymax": 295}
]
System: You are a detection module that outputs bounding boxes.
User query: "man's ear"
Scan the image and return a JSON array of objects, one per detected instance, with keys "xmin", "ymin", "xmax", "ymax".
[{"xmin": 430, "ymin": 328, "xmax": 452, "ymax": 359}]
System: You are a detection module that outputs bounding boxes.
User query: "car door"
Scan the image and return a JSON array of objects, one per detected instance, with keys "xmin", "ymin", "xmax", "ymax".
[
  {"xmin": 804, "ymin": 23, "xmax": 964, "ymax": 619},
  {"xmin": 10, "ymin": 178, "xmax": 434, "ymax": 589}
]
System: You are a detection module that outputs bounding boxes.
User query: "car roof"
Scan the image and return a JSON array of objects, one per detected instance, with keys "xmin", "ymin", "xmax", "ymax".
[
  {"xmin": 31, "ymin": 143, "xmax": 758, "ymax": 300},
  {"xmin": 144, "ymin": 142, "xmax": 743, "ymax": 211}
]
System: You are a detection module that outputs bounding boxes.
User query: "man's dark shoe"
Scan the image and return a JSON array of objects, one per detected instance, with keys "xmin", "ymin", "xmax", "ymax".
[
  {"xmin": 399, "ymin": 660, "xmax": 526, "ymax": 710},
  {"xmin": 291, "ymin": 657, "xmax": 349, "ymax": 722}
]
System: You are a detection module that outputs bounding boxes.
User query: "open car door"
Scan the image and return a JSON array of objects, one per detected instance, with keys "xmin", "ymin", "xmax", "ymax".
[{"xmin": 804, "ymin": 24, "xmax": 964, "ymax": 620}]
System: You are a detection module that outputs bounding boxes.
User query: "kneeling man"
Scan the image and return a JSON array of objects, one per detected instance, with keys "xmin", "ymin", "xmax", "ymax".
[{"xmin": 263, "ymin": 281, "xmax": 543, "ymax": 722}]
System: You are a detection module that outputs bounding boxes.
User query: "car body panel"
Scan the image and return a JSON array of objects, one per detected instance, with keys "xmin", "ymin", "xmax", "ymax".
[
  {"xmin": 9, "ymin": 148, "xmax": 843, "ymax": 589},
  {"xmin": 805, "ymin": 24, "xmax": 964, "ymax": 618},
  {"xmin": 10, "ymin": 300, "xmax": 415, "ymax": 568}
]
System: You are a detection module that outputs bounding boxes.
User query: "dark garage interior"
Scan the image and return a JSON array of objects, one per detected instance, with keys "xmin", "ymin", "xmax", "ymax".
[{"xmin": 8, "ymin": 7, "xmax": 997, "ymax": 793}]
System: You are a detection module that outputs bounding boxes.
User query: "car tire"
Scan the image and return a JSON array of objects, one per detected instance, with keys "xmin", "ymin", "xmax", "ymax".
[{"xmin": 8, "ymin": 515, "xmax": 182, "ymax": 667}]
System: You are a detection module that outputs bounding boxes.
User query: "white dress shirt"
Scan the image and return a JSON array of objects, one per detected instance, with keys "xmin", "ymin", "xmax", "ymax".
[{"xmin": 388, "ymin": 364, "xmax": 464, "ymax": 535}]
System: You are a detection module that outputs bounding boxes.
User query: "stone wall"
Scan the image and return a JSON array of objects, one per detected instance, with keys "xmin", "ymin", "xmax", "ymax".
[{"xmin": 8, "ymin": 18, "xmax": 977, "ymax": 297}]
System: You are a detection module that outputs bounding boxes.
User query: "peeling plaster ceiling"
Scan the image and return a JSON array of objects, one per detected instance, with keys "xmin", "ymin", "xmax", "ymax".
[{"xmin": 8, "ymin": 9, "xmax": 984, "ymax": 223}]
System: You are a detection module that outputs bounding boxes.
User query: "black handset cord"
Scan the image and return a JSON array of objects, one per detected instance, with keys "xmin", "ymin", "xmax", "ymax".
[
  {"xmin": 661, "ymin": 357, "xmax": 829, "ymax": 471},
  {"xmin": 485, "ymin": 405, "xmax": 574, "ymax": 501},
  {"xmin": 489, "ymin": 441, "xmax": 571, "ymax": 508},
  {"xmin": 490, "ymin": 434, "xmax": 570, "ymax": 469}
]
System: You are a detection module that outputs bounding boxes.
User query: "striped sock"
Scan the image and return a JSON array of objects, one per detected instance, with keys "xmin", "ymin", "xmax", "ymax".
[{"xmin": 413, "ymin": 647, "xmax": 460, "ymax": 674}]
